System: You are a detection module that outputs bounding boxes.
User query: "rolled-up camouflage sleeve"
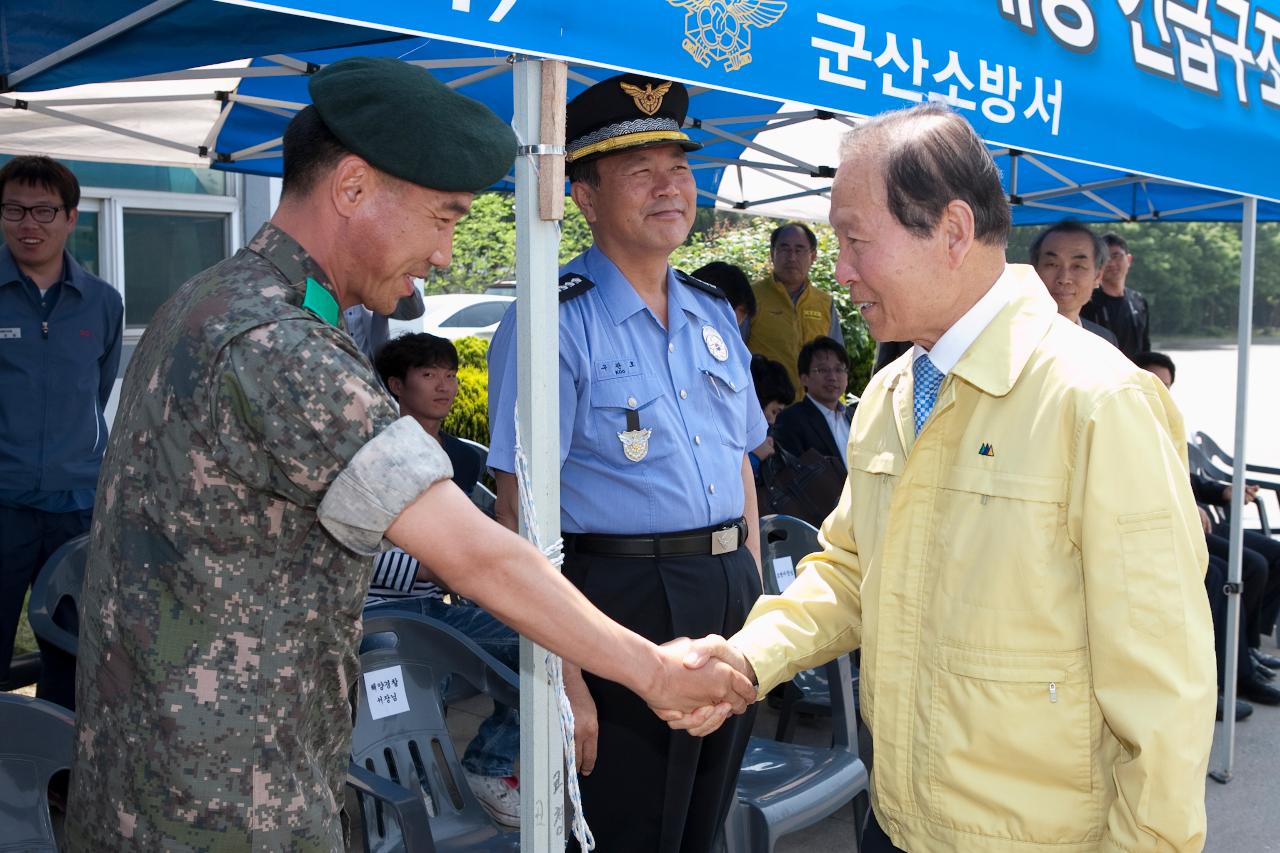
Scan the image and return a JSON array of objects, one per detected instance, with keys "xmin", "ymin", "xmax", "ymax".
[
  {"xmin": 319, "ymin": 416, "xmax": 452, "ymax": 554},
  {"xmin": 212, "ymin": 319, "xmax": 451, "ymax": 553}
]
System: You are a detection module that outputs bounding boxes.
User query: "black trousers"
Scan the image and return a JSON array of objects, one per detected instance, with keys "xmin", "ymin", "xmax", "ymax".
[
  {"xmin": 1206, "ymin": 555, "xmax": 1255, "ymax": 688},
  {"xmin": 0, "ymin": 504, "xmax": 90, "ymax": 707},
  {"xmin": 562, "ymin": 545, "xmax": 761, "ymax": 853},
  {"xmin": 861, "ymin": 807, "xmax": 907, "ymax": 853},
  {"xmin": 1205, "ymin": 530, "xmax": 1280, "ymax": 649}
]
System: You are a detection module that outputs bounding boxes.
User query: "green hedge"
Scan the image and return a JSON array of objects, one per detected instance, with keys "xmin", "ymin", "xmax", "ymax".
[{"xmin": 443, "ymin": 337, "xmax": 491, "ymax": 446}]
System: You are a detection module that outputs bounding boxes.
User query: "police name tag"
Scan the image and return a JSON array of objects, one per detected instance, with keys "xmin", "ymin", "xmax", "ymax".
[
  {"xmin": 771, "ymin": 556, "xmax": 797, "ymax": 592},
  {"xmin": 0, "ymin": 328, "xmax": 19, "ymax": 340},
  {"xmin": 363, "ymin": 665, "xmax": 410, "ymax": 720}
]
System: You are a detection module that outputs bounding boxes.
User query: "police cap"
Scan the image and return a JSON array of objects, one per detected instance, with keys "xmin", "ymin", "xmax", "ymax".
[
  {"xmin": 566, "ymin": 74, "xmax": 701, "ymax": 164},
  {"xmin": 308, "ymin": 56, "xmax": 517, "ymax": 192}
]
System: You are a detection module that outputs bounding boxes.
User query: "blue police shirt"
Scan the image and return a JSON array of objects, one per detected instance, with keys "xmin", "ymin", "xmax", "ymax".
[{"xmin": 488, "ymin": 246, "xmax": 767, "ymax": 535}]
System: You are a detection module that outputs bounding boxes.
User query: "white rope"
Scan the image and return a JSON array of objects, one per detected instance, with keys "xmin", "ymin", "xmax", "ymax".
[{"xmin": 513, "ymin": 407, "xmax": 595, "ymax": 851}]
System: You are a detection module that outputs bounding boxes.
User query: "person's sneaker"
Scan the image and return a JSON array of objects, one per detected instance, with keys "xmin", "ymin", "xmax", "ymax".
[{"xmin": 465, "ymin": 772, "xmax": 520, "ymax": 828}]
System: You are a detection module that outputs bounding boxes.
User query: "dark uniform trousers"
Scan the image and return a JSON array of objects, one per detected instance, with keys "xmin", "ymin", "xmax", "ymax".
[
  {"xmin": 0, "ymin": 505, "xmax": 90, "ymax": 706},
  {"xmin": 563, "ymin": 544, "xmax": 761, "ymax": 853}
]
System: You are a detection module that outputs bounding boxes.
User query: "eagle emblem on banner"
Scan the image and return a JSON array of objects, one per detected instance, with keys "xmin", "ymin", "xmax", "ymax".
[{"xmin": 667, "ymin": 0, "xmax": 788, "ymax": 72}]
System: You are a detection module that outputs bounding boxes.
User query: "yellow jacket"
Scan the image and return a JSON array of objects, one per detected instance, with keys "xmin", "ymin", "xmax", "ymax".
[
  {"xmin": 733, "ymin": 266, "xmax": 1215, "ymax": 853},
  {"xmin": 748, "ymin": 274, "xmax": 836, "ymax": 401}
]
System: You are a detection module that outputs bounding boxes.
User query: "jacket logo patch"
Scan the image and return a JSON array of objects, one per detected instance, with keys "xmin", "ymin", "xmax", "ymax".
[
  {"xmin": 978, "ymin": 442, "xmax": 995, "ymax": 457},
  {"xmin": 0, "ymin": 328, "xmax": 19, "ymax": 340}
]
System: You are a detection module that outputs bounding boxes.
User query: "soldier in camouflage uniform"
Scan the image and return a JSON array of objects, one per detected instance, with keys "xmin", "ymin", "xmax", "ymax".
[{"xmin": 67, "ymin": 57, "xmax": 756, "ymax": 852}]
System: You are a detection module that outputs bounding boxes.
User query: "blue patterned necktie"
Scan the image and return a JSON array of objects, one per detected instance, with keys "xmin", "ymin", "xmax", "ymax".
[{"xmin": 912, "ymin": 354, "xmax": 945, "ymax": 435}]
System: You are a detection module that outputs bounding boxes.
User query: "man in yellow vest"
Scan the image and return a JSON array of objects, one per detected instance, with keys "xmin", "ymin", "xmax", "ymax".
[{"xmin": 747, "ymin": 222, "xmax": 843, "ymax": 401}]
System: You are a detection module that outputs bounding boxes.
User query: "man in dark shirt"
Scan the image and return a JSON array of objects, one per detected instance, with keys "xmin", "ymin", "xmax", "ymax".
[
  {"xmin": 771, "ymin": 336, "xmax": 854, "ymax": 472},
  {"xmin": 374, "ymin": 332, "xmax": 483, "ymax": 494},
  {"xmin": 1030, "ymin": 220, "xmax": 1120, "ymax": 348},
  {"xmin": 1081, "ymin": 232, "xmax": 1151, "ymax": 359}
]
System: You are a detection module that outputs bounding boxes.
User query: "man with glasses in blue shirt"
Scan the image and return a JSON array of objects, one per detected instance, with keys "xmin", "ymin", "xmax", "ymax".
[{"xmin": 0, "ymin": 155, "xmax": 122, "ymax": 707}]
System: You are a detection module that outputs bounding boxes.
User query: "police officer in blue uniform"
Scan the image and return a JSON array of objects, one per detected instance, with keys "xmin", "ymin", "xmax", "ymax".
[{"xmin": 487, "ymin": 74, "xmax": 767, "ymax": 852}]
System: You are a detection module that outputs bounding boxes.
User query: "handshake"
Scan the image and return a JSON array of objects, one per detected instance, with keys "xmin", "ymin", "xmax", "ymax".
[{"xmin": 641, "ymin": 635, "xmax": 759, "ymax": 737}]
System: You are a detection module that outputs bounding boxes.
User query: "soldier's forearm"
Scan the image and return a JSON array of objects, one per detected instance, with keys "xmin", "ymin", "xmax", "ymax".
[{"xmin": 386, "ymin": 480, "xmax": 666, "ymax": 696}]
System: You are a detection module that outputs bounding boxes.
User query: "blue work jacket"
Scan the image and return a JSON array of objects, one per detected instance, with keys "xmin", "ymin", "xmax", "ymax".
[{"xmin": 0, "ymin": 247, "xmax": 123, "ymax": 493}]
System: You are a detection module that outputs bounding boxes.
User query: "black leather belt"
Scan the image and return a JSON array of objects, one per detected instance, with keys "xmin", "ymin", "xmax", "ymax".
[{"xmin": 566, "ymin": 518, "xmax": 747, "ymax": 559}]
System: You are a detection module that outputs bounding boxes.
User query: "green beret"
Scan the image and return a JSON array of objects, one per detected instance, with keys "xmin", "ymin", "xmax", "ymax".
[{"xmin": 308, "ymin": 56, "xmax": 517, "ymax": 193}]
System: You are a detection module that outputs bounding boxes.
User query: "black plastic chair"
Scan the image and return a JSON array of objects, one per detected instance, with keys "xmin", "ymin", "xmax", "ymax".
[
  {"xmin": 27, "ymin": 534, "xmax": 89, "ymax": 658},
  {"xmin": 0, "ymin": 693, "xmax": 75, "ymax": 852},
  {"xmin": 726, "ymin": 653, "xmax": 869, "ymax": 852},
  {"xmin": 760, "ymin": 515, "xmax": 859, "ymax": 743},
  {"xmin": 454, "ymin": 438, "xmax": 497, "ymax": 517},
  {"xmin": 346, "ymin": 762, "xmax": 437, "ymax": 853},
  {"xmin": 1193, "ymin": 431, "xmax": 1278, "ymax": 534},
  {"xmin": 1188, "ymin": 439, "xmax": 1272, "ymax": 534},
  {"xmin": 353, "ymin": 612, "xmax": 519, "ymax": 853}
]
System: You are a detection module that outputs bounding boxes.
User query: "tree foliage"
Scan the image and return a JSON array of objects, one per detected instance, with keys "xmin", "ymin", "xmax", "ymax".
[
  {"xmin": 442, "ymin": 337, "xmax": 491, "ymax": 446},
  {"xmin": 669, "ymin": 215, "xmax": 877, "ymax": 396},
  {"xmin": 433, "ymin": 193, "xmax": 878, "ymax": 391}
]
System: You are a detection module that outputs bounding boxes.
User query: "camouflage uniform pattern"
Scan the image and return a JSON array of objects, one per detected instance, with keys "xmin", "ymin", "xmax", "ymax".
[{"xmin": 66, "ymin": 223, "xmax": 451, "ymax": 851}]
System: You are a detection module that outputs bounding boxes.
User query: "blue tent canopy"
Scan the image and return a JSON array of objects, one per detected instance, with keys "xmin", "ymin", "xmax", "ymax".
[
  {"xmin": 4, "ymin": 1, "xmax": 1278, "ymax": 223},
  {"xmin": 210, "ymin": 0, "xmax": 1280, "ymax": 203}
]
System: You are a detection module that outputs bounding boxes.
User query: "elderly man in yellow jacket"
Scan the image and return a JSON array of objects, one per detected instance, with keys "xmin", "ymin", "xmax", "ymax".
[{"xmin": 664, "ymin": 102, "xmax": 1216, "ymax": 853}]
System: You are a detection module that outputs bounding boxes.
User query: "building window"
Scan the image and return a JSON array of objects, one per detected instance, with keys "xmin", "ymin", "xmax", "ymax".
[{"xmin": 122, "ymin": 210, "xmax": 230, "ymax": 328}]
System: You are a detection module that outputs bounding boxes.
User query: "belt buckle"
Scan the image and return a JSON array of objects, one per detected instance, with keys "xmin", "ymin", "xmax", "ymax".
[{"xmin": 711, "ymin": 525, "xmax": 738, "ymax": 556}]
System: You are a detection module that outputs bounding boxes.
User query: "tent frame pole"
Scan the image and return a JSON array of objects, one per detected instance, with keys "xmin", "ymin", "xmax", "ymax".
[
  {"xmin": 4, "ymin": 0, "xmax": 188, "ymax": 91},
  {"xmin": 512, "ymin": 54, "xmax": 567, "ymax": 851},
  {"xmin": 1210, "ymin": 195, "xmax": 1257, "ymax": 783}
]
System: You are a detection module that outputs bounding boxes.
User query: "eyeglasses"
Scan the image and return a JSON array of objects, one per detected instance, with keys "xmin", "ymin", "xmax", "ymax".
[
  {"xmin": 1, "ymin": 203, "xmax": 67, "ymax": 224},
  {"xmin": 808, "ymin": 365, "xmax": 848, "ymax": 376}
]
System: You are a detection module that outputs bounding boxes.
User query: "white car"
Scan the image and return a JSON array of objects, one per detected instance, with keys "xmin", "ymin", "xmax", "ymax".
[{"xmin": 388, "ymin": 293, "xmax": 515, "ymax": 342}]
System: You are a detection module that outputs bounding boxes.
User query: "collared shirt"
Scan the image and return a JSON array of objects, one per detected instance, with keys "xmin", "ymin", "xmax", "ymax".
[
  {"xmin": 910, "ymin": 264, "xmax": 1022, "ymax": 376},
  {"xmin": 0, "ymin": 246, "xmax": 123, "ymax": 509},
  {"xmin": 806, "ymin": 393, "xmax": 851, "ymax": 454},
  {"xmin": 488, "ymin": 245, "xmax": 767, "ymax": 535}
]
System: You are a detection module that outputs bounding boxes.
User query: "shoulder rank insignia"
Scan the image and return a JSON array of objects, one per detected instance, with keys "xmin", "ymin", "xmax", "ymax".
[
  {"xmin": 558, "ymin": 273, "xmax": 596, "ymax": 303},
  {"xmin": 674, "ymin": 269, "xmax": 727, "ymax": 300}
]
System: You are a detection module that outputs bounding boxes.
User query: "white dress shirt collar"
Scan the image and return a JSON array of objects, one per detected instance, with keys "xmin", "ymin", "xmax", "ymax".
[{"xmin": 911, "ymin": 264, "xmax": 1021, "ymax": 375}]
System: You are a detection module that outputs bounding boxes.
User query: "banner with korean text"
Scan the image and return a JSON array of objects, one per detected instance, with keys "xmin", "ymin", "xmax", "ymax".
[{"xmin": 219, "ymin": 0, "xmax": 1280, "ymax": 200}]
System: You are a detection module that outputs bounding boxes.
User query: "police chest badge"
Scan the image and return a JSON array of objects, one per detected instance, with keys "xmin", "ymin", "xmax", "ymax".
[
  {"xmin": 618, "ymin": 427, "xmax": 653, "ymax": 462},
  {"xmin": 702, "ymin": 324, "xmax": 729, "ymax": 362},
  {"xmin": 618, "ymin": 408, "xmax": 652, "ymax": 462}
]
